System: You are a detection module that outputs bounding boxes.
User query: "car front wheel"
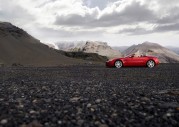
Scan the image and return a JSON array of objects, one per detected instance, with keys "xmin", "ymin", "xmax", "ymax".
[
  {"xmin": 147, "ymin": 60, "xmax": 155, "ymax": 68},
  {"xmin": 115, "ymin": 60, "xmax": 123, "ymax": 68}
]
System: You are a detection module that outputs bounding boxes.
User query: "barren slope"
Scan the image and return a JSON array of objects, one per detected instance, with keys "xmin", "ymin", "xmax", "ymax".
[{"xmin": 0, "ymin": 22, "xmax": 84, "ymax": 66}]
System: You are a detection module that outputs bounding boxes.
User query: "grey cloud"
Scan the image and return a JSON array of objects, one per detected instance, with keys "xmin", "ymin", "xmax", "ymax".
[
  {"xmin": 118, "ymin": 23, "xmax": 179, "ymax": 35},
  {"xmin": 98, "ymin": 1, "xmax": 156, "ymax": 26},
  {"xmin": 157, "ymin": 7, "xmax": 179, "ymax": 24},
  {"xmin": 36, "ymin": 0, "xmax": 58, "ymax": 8},
  {"xmin": 55, "ymin": 14, "xmax": 94, "ymax": 26},
  {"xmin": 55, "ymin": 1, "xmax": 156, "ymax": 27},
  {"xmin": 34, "ymin": 27, "xmax": 74, "ymax": 38},
  {"xmin": 54, "ymin": 9, "xmax": 99, "ymax": 28},
  {"xmin": 29, "ymin": 26, "xmax": 104, "ymax": 41},
  {"xmin": 55, "ymin": 0, "xmax": 179, "ymax": 35},
  {"xmin": 116, "ymin": 1, "xmax": 179, "ymax": 35},
  {"xmin": 55, "ymin": 0, "xmax": 179, "ymax": 34},
  {"xmin": 0, "ymin": 1, "xmax": 34, "ymax": 23},
  {"xmin": 118, "ymin": 27, "xmax": 153, "ymax": 35},
  {"xmin": 157, "ymin": 0, "xmax": 179, "ymax": 6},
  {"xmin": 155, "ymin": 23, "xmax": 179, "ymax": 32},
  {"xmin": 83, "ymin": 0, "xmax": 118, "ymax": 10}
]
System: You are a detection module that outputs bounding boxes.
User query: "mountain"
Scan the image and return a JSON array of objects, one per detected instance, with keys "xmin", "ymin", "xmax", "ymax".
[
  {"xmin": 123, "ymin": 42, "xmax": 179, "ymax": 63},
  {"xmin": 46, "ymin": 41, "xmax": 108, "ymax": 62},
  {"xmin": 55, "ymin": 41, "xmax": 85, "ymax": 51},
  {"xmin": 165, "ymin": 46, "xmax": 179, "ymax": 55},
  {"xmin": 56, "ymin": 41, "xmax": 123, "ymax": 58},
  {"xmin": 112, "ymin": 46, "xmax": 129, "ymax": 52},
  {"xmin": 0, "ymin": 22, "xmax": 84, "ymax": 66},
  {"xmin": 44, "ymin": 42, "xmax": 58, "ymax": 49},
  {"xmin": 82, "ymin": 41, "xmax": 123, "ymax": 58},
  {"xmin": 60, "ymin": 51, "xmax": 108, "ymax": 62}
]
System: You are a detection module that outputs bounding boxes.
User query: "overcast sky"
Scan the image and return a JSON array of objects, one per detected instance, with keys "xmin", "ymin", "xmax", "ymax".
[{"xmin": 0, "ymin": 0, "xmax": 179, "ymax": 46}]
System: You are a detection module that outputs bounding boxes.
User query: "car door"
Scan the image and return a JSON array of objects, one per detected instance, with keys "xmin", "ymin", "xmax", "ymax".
[
  {"xmin": 125, "ymin": 56, "xmax": 146, "ymax": 66},
  {"xmin": 133, "ymin": 57, "xmax": 145, "ymax": 66},
  {"xmin": 137, "ymin": 56, "xmax": 148, "ymax": 66},
  {"xmin": 133, "ymin": 56, "xmax": 149, "ymax": 66},
  {"xmin": 123, "ymin": 57, "xmax": 138, "ymax": 66}
]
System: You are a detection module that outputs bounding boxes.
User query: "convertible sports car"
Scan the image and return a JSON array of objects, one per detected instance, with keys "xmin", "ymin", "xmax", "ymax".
[{"xmin": 106, "ymin": 54, "xmax": 159, "ymax": 68}]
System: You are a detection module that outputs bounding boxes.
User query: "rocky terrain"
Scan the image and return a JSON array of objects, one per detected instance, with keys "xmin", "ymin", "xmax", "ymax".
[
  {"xmin": 55, "ymin": 41, "xmax": 123, "ymax": 59},
  {"xmin": 0, "ymin": 64, "xmax": 179, "ymax": 127},
  {"xmin": 0, "ymin": 22, "xmax": 85, "ymax": 66},
  {"xmin": 60, "ymin": 51, "xmax": 108, "ymax": 62},
  {"xmin": 55, "ymin": 41, "xmax": 85, "ymax": 51},
  {"xmin": 123, "ymin": 42, "xmax": 179, "ymax": 63}
]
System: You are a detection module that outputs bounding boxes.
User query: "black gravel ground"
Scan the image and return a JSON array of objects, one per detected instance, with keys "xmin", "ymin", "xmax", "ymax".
[{"xmin": 0, "ymin": 64, "xmax": 179, "ymax": 127}]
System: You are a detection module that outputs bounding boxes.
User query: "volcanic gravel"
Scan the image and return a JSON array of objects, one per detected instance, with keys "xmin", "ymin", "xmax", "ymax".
[{"xmin": 0, "ymin": 64, "xmax": 179, "ymax": 127}]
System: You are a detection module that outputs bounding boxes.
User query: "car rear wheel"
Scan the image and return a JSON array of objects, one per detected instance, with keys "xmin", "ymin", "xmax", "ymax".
[
  {"xmin": 147, "ymin": 60, "xmax": 155, "ymax": 68},
  {"xmin": 115, "ymin": 60, "xmax": 123, "ymax": 68}
]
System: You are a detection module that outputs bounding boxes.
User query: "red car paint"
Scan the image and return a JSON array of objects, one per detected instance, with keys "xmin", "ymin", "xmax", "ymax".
[{"xmin": 106, "ymin": 55, "xmax": 159, "ymax": 68}]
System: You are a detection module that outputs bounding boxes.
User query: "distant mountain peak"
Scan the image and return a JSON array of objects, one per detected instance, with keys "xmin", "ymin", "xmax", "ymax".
[
  {"xmin": 142, "ymin": 41, "xmax": 155, "ymax": 44},
  {"xmin": 123, "ymin": 42, "xmax": 179, "ymax": 63},
  {"xmin": 86, "ymin": 41, "xmax": 108, "ymax": 46},
  {"xmin": 55, "ymin": 41, "xmax": 122, "ymax": 58},
  {"xmin": 142, "ymin": 42, "xmax": 161, "ymax": 46}
]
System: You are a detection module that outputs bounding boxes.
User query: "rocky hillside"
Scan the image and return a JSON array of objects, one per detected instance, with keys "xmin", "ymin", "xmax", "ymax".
[
  {"xmin": 123, "ymin": 42, "xmax": 179, "ymax": 63},
  {"xmin": 60, "ymin": 51, "xmax": 108, "ymax": 62},
  {"xmin": 56, "ymin": 41, "xmax": 123, "ymax": 58},
  {"xmin": 0, "ymin": 22, "xmax": 84, "ymax": 66},
  {"xmin": 55, "ymin": 41, "xmax": 85, "ymax": 51}
]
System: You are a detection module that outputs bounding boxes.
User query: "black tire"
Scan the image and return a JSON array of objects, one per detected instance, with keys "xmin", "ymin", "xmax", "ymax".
[
  {"xmin": 147, "ymin": 60, "xmax": 155, "ymax": 68},
  {"xmin": 115, "ymin": 60, "xmax": 123, "ymax": 68}
]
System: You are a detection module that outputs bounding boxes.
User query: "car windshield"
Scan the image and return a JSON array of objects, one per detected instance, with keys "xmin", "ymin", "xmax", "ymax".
[
  {"xmin": 125, "ymin": 54, "xmax": 146, "ymax": 58},
  {"xmin": 125, "ymin": 54, "xmax": 134, "ymax": 58}
]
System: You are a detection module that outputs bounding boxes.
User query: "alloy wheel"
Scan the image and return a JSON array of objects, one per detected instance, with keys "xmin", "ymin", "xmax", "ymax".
[
  {"xmin": 147, "ymin": 60, "xmax": 155, "ymax": 68},
  {"xmin": 115, "ymin": 61, "xmax": 123, "ymax": 68}
]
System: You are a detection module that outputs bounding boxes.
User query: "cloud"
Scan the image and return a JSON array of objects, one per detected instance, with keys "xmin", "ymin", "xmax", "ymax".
[
  {"xmin": 0, "ymin": 0, "xmax": 35, "ymax": 25},
  {"xmin": 54, "ymin": 0, "xmax": 179, "ymax": 36},
  {"xmin": 155, "ymin": 23, "xmax": 179, "ymax": 32},
  {"xmin": 83, "ymin": 0, "xmax": 119, "ymax": 10},
  {"xmin": 54, "ymin": 7, "xmax": 100, "ymax": 27},
  {"xmin": 0, "ymin": 0, "xmax": 179, "ymax": 46},
  {"xmin": 98, "ymin": 1, "xmax": 156, "ymax": 26},
  {"xmin": 26, "ymin": 24, "xmax": 105, "ymax": 43},
  {"xmin": 119, "ymin": 27, "xmax": 153, "ymax": 35},
  {"xmin": 55, "ymin": 0, "xmax": 156, "ymax": 27},
  {"xmin": 118, "ymin": 23, "xmax": 179, "ymax": 35},
  {"xmin": 2, "ymin": 0, "xmax": 179, "ymax": 32},
  {"xmin": 157, "ymin": 7, "xmax": 179, "ymax": 24}
]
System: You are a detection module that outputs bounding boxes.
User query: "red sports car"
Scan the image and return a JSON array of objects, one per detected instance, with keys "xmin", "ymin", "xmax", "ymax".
[{"xmin": 106, "ymin": 54, "xmax": 159, "ymax": 68}]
